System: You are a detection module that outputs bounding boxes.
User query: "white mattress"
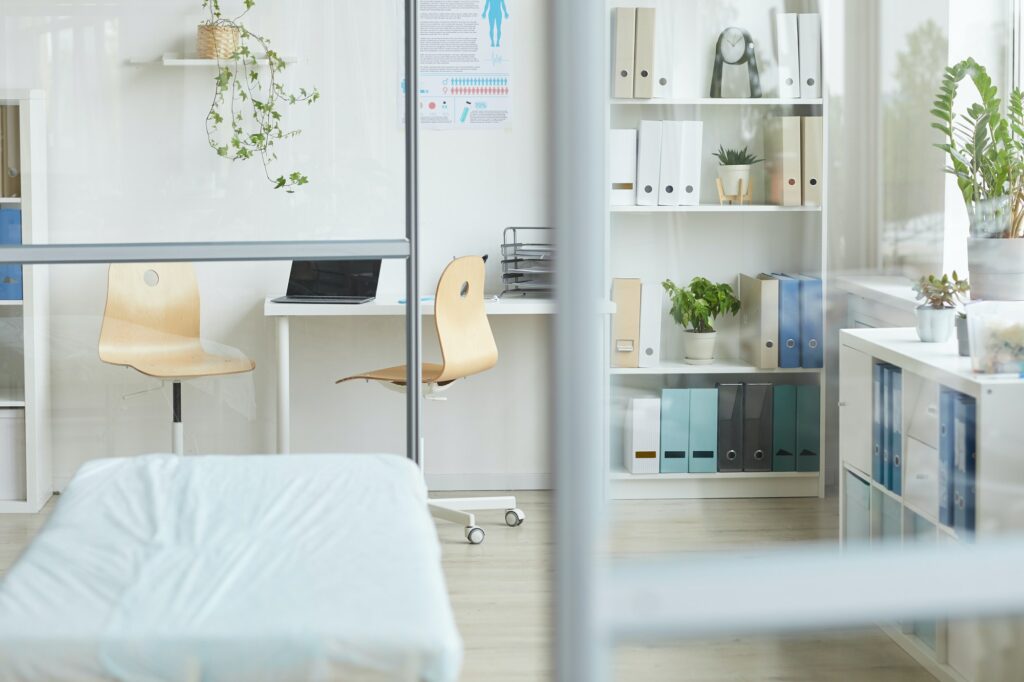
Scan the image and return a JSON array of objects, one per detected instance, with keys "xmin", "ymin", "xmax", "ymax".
[{"xmin": 0, "ymin": 454, "xmax": 462, "ymax": 682}]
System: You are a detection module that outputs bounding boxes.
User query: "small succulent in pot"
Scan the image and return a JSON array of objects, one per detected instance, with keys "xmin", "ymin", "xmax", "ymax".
[
  {"xmin": 712, "ymin": 145, "xmax": 763, "ymax": 197},
  {"xmin": 912, "ymin": 272, "xmax": 970, "ymax": 343}
]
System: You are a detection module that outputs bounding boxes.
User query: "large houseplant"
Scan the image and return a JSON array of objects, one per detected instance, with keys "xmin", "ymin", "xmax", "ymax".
[
  {"xmin": 201, "ymin": 0, "xmax": 320, "ymax": 191},
  {"xmin": 662, "ymin": 277, "xmax": 741, "ymax": 364},
  {"xmin": 931, "ymin": 58, "xmax": 1024, "ymax": 299}
]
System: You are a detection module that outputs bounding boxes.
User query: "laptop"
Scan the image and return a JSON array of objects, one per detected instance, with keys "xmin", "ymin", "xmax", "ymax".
[{"xmin": 272, "ymin": 259, "xmax": 381, "ymax": 304}]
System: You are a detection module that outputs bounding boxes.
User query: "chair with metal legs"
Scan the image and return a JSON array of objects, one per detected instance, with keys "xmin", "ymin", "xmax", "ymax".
[
  {"xmin": 98, "ymin": 263, "xmax": 256, "ymax": 455},
  {"xmin": 336, "ymin": 255, "xmax": 525, "ymax": 544}
]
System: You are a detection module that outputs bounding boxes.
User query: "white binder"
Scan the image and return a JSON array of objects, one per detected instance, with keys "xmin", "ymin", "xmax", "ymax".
[
  {"xmin": 612, "ymin": 8, "xmax": 636, "ymax": 99},
  {"xmin": 801, "ymin": 116, "xmax": 823, "ymax": 207},
  {"xmin": 638, "ymin": 281, "xmax": 662, "ymax": 367},
  {"xmin": 652, "ymin": 7, "xmax": 676, "ymax": 99},
  {"xmin": 636, "ymin": 120, "xmax": 662, "ymax": 206},
  {"xmin": 624, "ymin": 398, "xmax": 661, "ymax": 474},
  {"xmin": 678, "ymin": 120, "xmax": 703, "ymax": 206},
  {"xmin": 798, "ymin": 14, "xmax": 822, "ymax": 99},
  {"xmin": 633, "ymin": 7, "xmax": 656, "ymax": 99},
  {"xmin": 739, "ymin": 274, "xmax": 780, "ymax": 370},
  {"xmin": 765, "ymin": 116, "xmax": 802, "ymax": 206},
  {"xmin": 775, "ymin": 13, "xmax": 801, "ymax": 99},
  {"xmin": 658, "ymin": 121, "xmax": 683, "ymax": 206},
  {"xmin": 610, "ymin": 129, "xmax": 638, "ymax": 206}
]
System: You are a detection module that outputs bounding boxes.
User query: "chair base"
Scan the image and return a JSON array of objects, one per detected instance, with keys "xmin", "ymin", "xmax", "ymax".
[{"xmin": 428, "ymin": 495, "xmax": 525, "ymax": 545}]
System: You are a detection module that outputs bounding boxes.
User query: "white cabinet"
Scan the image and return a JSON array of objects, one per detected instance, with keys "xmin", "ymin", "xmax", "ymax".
[{"xmin": 839, "ymin": 344, "xmax": 872, "ymax": 477}]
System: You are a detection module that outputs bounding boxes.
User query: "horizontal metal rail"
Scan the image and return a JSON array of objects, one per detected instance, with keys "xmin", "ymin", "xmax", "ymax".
[{"xmin": 0, "ymin": 239, "xmax": 410, "ymax": 264}]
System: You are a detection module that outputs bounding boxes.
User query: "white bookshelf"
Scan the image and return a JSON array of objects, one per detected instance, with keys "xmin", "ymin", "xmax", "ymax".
[
  {"xmin": 605, "ymin": 0, "xmax": 828, "ymax": 500},
  {"xmin": 0, "ymin": 90, "xmax": 52, "ymax": 514},
  {"xmin": 838, "ymin": 327, "xmax": 1024, "ymax": 682}
]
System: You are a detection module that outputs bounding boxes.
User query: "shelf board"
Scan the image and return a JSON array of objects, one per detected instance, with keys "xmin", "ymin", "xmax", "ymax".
[
  {"xmin": 0, "ymin": 198, "xmax": 21, "ymax": 204},
  {"xmin": 611, "ymin": 360, "xmax": 822, "ymax": 376},
  {"xmin": 611, "ymin": 204, "xmax": 821, "ymax": 214},
  {"xmin": 0, "ymin": 300, "xmax": 23, "ymax": 306},
  {"xmin": 611, "ymin": 97, "xmax": 823, "ymax": 107},
  {"xmin": 610, "ymin": 469, "xmax": 818, "ymax": 481},
  {"xmin": 128, "ymin": 53, "xmax": 298, "ymax": 67}
]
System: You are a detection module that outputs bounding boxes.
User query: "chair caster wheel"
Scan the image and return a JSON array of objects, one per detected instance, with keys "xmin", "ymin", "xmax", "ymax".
[
  {"xmin": 466, "ymin": 526, "xmax": 485, "ymax": 544},
  {"xmin": 505, "ymin": 508, "xmax": 525, "ymax": 527}
]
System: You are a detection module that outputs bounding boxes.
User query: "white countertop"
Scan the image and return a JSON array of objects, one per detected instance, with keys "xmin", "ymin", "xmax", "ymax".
[
  {"xmin": 264, "ymin": 296, "xmax": 558, "ymax": 317},
  {"xmin": 834, "ymin": 275, "xmax": 918, "ymax": 312}
]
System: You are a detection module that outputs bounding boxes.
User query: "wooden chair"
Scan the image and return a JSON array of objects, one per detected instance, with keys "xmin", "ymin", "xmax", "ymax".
[
  {"xmin": 98, "ymin": 263, "xmax": 255, "ymax": 455},
  {"xmin": 337, "ymin": 256, "xmax": 525, "ymax": 544}
]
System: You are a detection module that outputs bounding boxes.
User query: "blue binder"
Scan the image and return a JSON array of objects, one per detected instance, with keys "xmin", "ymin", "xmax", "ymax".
[
  {"xmin": 890, "ymin": 367, "xmax": 903, "ymax": 495},
  {"xmin": 938, "ymin": 388, "xmax": 956, "ymax": 526},
  {"xmin": 954, "ymin": 395, "xmax": 976, "ymax": 536},
  {"xmin": 880, "ymin": 365, "xmax": 891, "ymax": 489},
  {"xmin": 0, "ymin": 209, "xmax": 22, "ymax": 301},
  {"xmin": 688, "ymin": 388, "xmax": 718, "ymax": 473},
  {"xmin": 872, "ymin": 363, "xmax": 884, "ymax": 484},
  {"xmin": 795, "ymin": 384, "xmax": 820, "ymax": 472},
  {"xmin": 660, "ymin": 389, "xmax": 690, "ymax": 473},
  {"xmin": 772, "ymin": 384, "xmax": 797, "ymax": 472},
  {"xmin": 773, "ymin": 274, "xmax": 801, "ymax": 368},
  {"xmin": 795, "ymin": 275, "xmax": 823, "ymax": 368}
]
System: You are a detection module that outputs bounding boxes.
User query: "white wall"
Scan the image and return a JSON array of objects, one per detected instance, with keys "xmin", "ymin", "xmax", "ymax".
[{"xmin": 1, "ymin": 0, "xmax": 553, "ymax": 489}]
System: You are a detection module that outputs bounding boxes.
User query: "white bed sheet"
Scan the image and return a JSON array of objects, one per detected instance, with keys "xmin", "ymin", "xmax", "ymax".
[{"xmin": 0, "ymin": 453, "xmax": 462, "ymax": 682}]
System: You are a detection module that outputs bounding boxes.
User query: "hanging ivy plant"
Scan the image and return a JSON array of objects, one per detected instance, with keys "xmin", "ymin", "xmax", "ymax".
[{"xmin": 202, "ymin": 0, "xmax": 320, "ymax": 191}]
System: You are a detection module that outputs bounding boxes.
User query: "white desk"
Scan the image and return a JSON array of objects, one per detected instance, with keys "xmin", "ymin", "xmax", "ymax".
[{"xmin": 264, "ymin": 296, "xmax": 555, "ymax": 453}]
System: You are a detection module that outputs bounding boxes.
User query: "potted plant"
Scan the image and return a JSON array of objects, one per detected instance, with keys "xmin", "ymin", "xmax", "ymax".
[
  {"xmin": 712, "ymin": 145, "xmax": 763, "ymax": 197},
  {"xmin": 200, "ymin": 0, "xmax": 321, "ymax": 191},
  {"xmin": 931, "ymin": 58, "xmax": 1024, "ymax": 300},
  {"xmin": 912, "ymin": 272, "xmax": 969, "ymax": 342},
  {"xmin": 662, "ymin": 276, "xmax": 741, "ymax": 364}
]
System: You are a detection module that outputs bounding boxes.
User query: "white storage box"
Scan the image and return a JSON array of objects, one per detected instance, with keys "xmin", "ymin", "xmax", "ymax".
[
  {"xmin": 0, "ymin": 408, "xmax": 25, "ymax": 501},
  {"xmin": 624, "ymin": 398, "xmax": 661, "ymax": 474}
]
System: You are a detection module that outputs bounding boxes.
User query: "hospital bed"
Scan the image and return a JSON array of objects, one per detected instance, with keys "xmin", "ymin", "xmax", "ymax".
[{"xmin": 0, "ymin": 453, "xmax": 462, "ymax": 682}]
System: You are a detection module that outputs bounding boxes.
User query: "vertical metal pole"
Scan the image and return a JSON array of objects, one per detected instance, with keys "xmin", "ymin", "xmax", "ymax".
[
  {"xmin": 553, "ymin": 0, "xmax": 607, "ymax": 679},
  {"xmin": 404, "ymin": 0, "xmax": 422, "ymax": 465}
]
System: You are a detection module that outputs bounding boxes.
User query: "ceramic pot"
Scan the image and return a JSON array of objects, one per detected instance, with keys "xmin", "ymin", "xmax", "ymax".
[
  {"xmin": 967, "ymin": 238, "xmax": 1024, "ymax": 301},
  {"xmin": 717, "ymin": 165, "xmax": 751, "ymax": 197},
  {"xmin": 915, "ymin": 306, "xmax": 955, "ymax": 343},
  {"xmin": 956, "ymin": 315, "xmax": 970, "ymax": 357},
  {"xmin": 682, "ymin": 330, "xmax": 717, "ymax": 364}
]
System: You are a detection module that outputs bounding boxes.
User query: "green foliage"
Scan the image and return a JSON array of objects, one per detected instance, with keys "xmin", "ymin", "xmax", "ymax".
[
  {"xmin": 711, "ymin": 145, "xmax": 763, "ymax": 166},
  {"xmin": 912, "ymin": 271, "xmax": 970, "ymax": 309},
  {"xmin": 202, "ymin": 0, "xmax": 320, "ymax": 191},
  {"xmin": 930, "ymin": 58, "xmax": 1024, "ymax": 236},
  {"xmin": 661, "ymin": 277, "xmax": 740, "ymax": 334}
]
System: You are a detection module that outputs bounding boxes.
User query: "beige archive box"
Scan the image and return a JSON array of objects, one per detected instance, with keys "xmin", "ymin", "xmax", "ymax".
[
  {"xmin": 612, "ymin": 8, "xmax": 636, "ymax": 99},
  {"xmin": 764, "ymin": 116, "xmax": 802, "ymax": 206},
  {"xmin": 633, "ymin": 7, "xmax": 656, "ymax": 99},
  {"xmin": 739, "ymin": 274, "xmax": 779, "ymax": 369},
  {"xmin": 801, "ymin": 116, "xmax": 823, "ymax": 207},
  {"xmin": 611, "ymin": 278, "xmax": 642, "ymax": 368}
]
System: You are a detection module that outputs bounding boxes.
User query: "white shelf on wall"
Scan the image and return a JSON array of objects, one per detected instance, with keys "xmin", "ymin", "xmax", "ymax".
[
  {"xmin": 0, "ymin": 198, "xmax": 21, "ymax": 204},
  {"xmin": 0, "ymin": 300, "xmax": 23, "ymax": 307},
  {"xmin": 612, "ymin": 97, "xmax": 824, "ymax": 106},
  {"xmin": 610, "ymin": 468, "xmax": 818, "ymax": 481},
  {"xmin": 611, "ymin": 360, "xmax": 822, "ymax": 376},
  {"xmin": 611, "ymin": 204, "xmax": 821, "ymax": 214},
  {"xmin": 128, "ymin": 53, "xmax": 298, "ymax": 67}
]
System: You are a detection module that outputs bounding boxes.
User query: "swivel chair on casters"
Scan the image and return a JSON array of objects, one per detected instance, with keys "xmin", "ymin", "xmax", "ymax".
[
  {"xmin": 336, "ymin": 256, "xmax": 525, "ymax": 544},
  {"xmin": 98, "ymin": 263, "xmax": 256, "ymax": 455}
]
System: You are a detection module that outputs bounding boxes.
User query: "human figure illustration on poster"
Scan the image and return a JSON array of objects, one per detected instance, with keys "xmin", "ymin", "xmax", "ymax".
[{"xmin": 482, "ymin": 0, "xmax": 509, "ymax": 47}]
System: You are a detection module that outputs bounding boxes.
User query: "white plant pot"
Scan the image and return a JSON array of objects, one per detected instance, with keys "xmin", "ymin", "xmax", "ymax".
[
  {"xmin": 967, "ymin": 237, "xmax": 1024, "ymax": 301},
  {"xmin": 717, "ymin": 165, "xmax": 752, "ymax": 196},
  {"xmin": 915, "ymin": 306, "xmax": 955, "ymax": 343},
  {"xmin": 682, "ymin": 330, "xmax": 717, "ymax": 365}
]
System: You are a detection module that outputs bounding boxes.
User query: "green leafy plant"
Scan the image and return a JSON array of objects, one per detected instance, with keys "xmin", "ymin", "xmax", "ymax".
[
  {"xmin": 203, "ymin": 0, "xmax": 320, "ymax": 191},
  {"xmin": 661, "ymin": 277, "xmax": 741, "ymax": 333},
  {"xmin": 930, "ymin": 58, "xmax": 1024, "ymax": 236},
  {"xmin": 912, "ymin": 272, "xmax": 970, "ymax": 309},
  {"xmin": 712, "ymin": 145, "xmax": 763, "ymax": 166}
]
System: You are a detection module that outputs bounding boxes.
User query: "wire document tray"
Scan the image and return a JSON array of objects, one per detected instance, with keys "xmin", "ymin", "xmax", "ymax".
[{"xmin": 500, "ymin": 227, "xmax": 553, "ymax": 298}]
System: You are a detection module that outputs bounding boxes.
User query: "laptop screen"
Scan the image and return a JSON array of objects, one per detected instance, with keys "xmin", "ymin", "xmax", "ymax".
[{"xmin": 286, "ymin": 260, "xmax": 382, "ymax": 298}]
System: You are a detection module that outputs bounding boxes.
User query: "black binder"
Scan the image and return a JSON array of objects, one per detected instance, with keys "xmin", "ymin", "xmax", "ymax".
[
  {"xmin": 717, "ymin": 383, "xmax": 744, "ymax": 472},
  {"xmin": 743, "ymin": 383, "xmax": 774, "ymax": 472}
]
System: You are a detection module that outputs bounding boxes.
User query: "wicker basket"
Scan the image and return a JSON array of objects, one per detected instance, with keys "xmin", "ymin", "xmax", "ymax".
[{"xmin": 197, "ymin": 24, "xmax": 240, "ymax": 60}]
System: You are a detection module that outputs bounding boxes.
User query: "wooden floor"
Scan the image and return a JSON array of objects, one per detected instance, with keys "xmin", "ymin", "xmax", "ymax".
[{"xmin": 0, "ymin": 492, "xmax": 933, "ymax": 682}]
